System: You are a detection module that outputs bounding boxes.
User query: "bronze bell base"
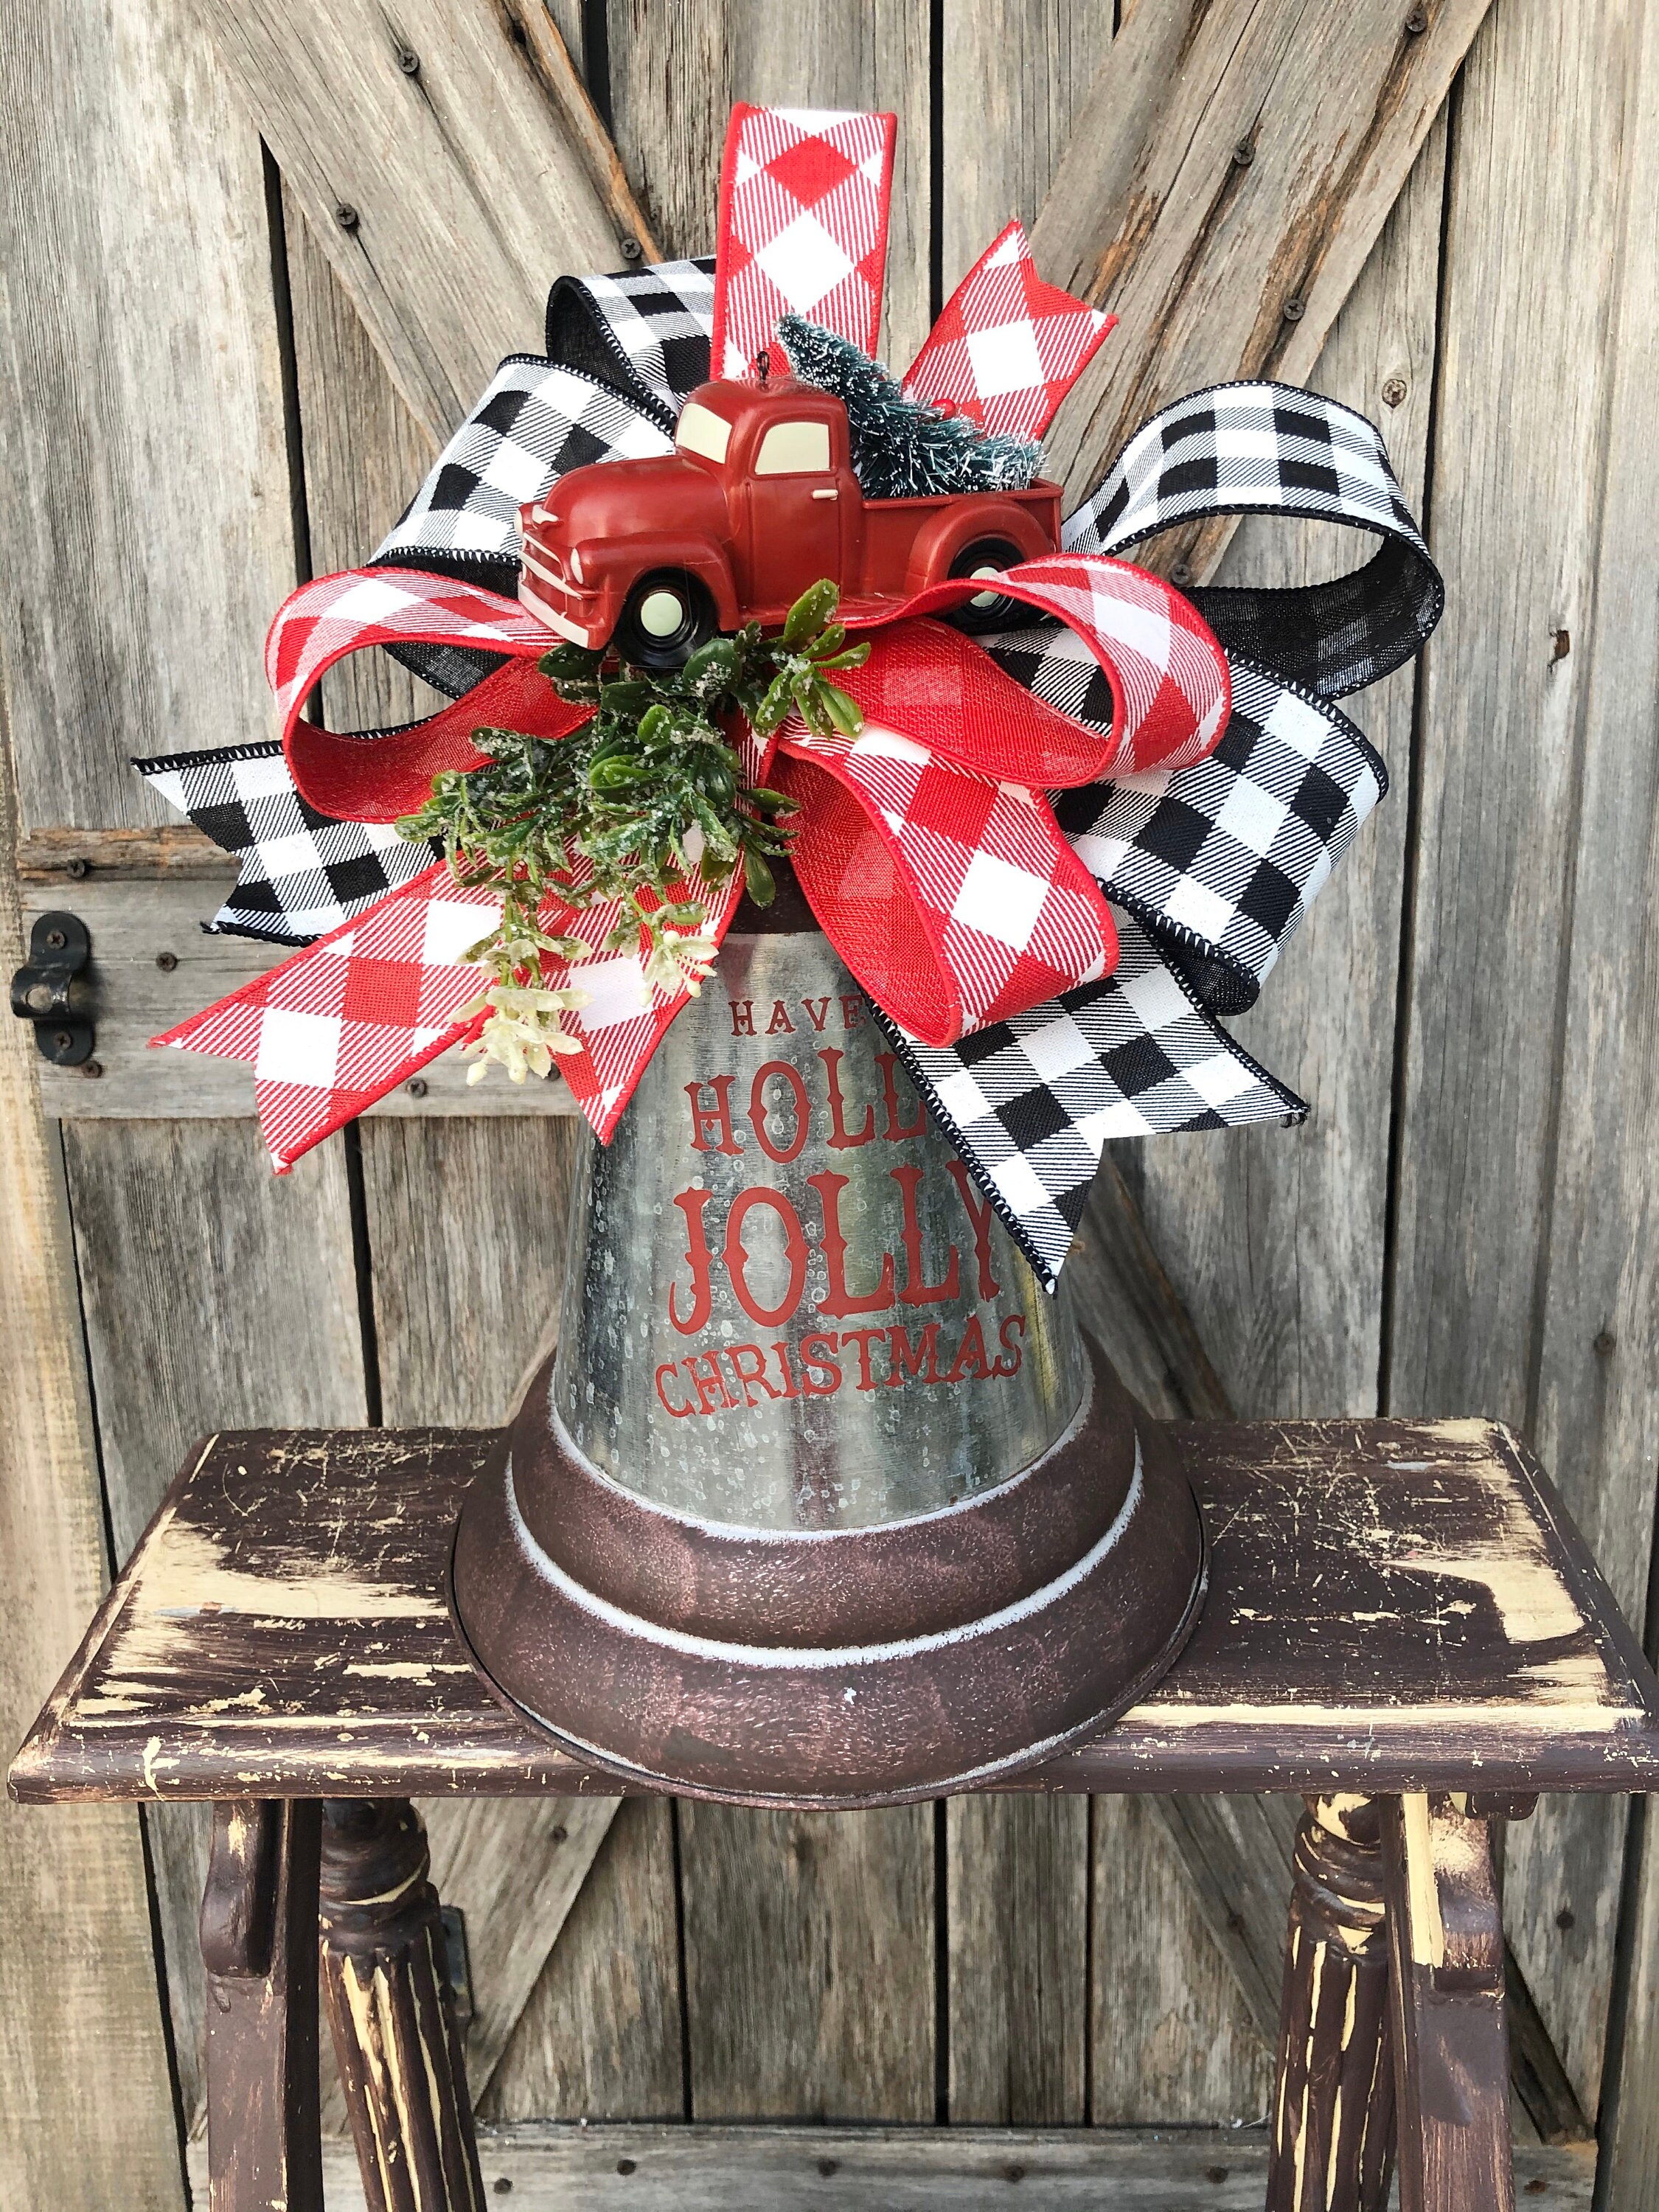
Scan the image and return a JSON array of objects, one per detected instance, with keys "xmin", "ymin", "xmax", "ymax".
[{"xmin": 451, "ymin": 1338, "xmax": 1205, "ymax": 1809}]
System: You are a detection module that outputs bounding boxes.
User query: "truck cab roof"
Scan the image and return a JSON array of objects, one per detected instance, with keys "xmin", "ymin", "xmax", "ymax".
[{"xmin": 673, "ymin": 377, "xmax": 850, "ymax": 479}]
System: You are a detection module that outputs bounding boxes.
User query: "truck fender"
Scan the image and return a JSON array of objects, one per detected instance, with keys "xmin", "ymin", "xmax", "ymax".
[
  {"xmin": 902, "ymin": 501, "xmax": 1055, "ymax": 598},
  {"xmin": 586, "ymin": 536, "xmax": 740, "ymax": 633}
]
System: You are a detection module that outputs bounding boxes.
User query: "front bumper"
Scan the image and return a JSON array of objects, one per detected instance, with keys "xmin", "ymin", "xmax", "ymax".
[{"xmin": 518, "ymin": 543, "xmax": 608, "ymax": 647}]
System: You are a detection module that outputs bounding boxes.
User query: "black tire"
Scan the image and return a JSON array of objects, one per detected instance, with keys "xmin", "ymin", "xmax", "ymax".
[
  {"xmin": 612, "ymin": 569, "xmax": 718, "ymax": 670},
  {"xmin": 942, "ymin": 537, "xmax": 1027, "ymax": 634}
]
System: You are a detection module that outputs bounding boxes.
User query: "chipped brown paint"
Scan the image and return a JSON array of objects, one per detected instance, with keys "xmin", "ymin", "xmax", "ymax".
[{"xmin": 10, "ymin": 1415, "xmax": 1658, "ymax": 1806}]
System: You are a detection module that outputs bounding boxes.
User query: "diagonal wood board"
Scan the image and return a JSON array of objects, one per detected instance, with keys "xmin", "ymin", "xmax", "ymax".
[
  {"xmin": 1034, "ymin": 0, "xmax": 1496, "ymax": 535},
  {"xmin": 195, "ymin": 0, "xmax": 658, "ymax": 443}
]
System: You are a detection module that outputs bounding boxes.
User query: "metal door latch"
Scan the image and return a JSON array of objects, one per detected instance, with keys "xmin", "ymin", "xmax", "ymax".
[{"xmin": 9, "ymin": 911, "xmax": 94, "ymax": 1065}]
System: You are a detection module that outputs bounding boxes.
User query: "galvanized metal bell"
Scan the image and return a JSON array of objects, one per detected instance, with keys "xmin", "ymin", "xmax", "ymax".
[{"xmin": 451, "ymin": 877, "xmax": 1205, "ymax": 1806}]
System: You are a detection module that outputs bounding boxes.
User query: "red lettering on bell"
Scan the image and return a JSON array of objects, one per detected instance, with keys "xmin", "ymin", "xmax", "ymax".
[
  {"xmin": 726, "ymin": 1342, "xmax": 783, "ymax": 1406},
  {"xmin": 770, "ymin": 1340, "xmax": 801, "ymax": 1399},
  {"xmin": 841, "ymin": 994, "xmax": 865, "ymax": 1031},
  {"xmin": 799, "ymin": 1332, "xmax": 843, "ymax": 1396},
  {"xmin": 668, "ymin": 1187, "xmax": 716, "ymax": 1335},
  {"xmin": 877, "ymin": 1051, "xmax": 928, "ymax": 1140},
  {"xmin": 819, "ymin": 1047, "xmax": 877, "ymax": 1148},
  {"xmin": 684, "ymin": 1351, "xmax": 738, "ymax": 1413},
  {"xmin": 945, "ymin": 1313, "xmax": 992, "ymax": 1382},
  {"xmin": 767, "ymin": 999, "xmax": 796, "ymax": 1034},
  {"xmin": 993, "ymin": 1314, "xmax": 1026, "ymax": 1377},
  {"xmin": 686, "ymin": 1074, "xmax": 742, "ymax": 1154},
  {"xmin": 808, "ymin": 1170, "xmax": 895, "ymax": 1318},
  {"xmin": 722, "ymin": 1187, "xmax": 809, "ymax": 1328},
  {"xmin": 888, "ymin": 1321, "xmax": 945, "ymax": 1385},
  {"xmin": 945, "ymin": 1158, "xmax": 1002, "ymax": 1301},
  {"xmin": 801, "ymin": 996, "xmax": 832, "ymax": 1032},
  {"xmin": 729, "ymin": 999, "xmax": 756, "ymax": 1036},
  {"xmin": 839, "ymin": 1324, "xmax": 889, "ymax": 1391},
  {"xmin": 891, "ymin": 1164, "xmax": 961, "ymax": 1306},
  {"xmin": 655, "ymin": 1363, "xmax": 693, "ymax": 1417},
  {"xmin": 748, "ymin": 1060, "xmax": 810, "ymax": 1164}
]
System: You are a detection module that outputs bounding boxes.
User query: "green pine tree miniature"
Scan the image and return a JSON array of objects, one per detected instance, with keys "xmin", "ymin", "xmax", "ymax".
[{"xmin": 777, "ymin": 314, "xmax": 1042, "ymax": 500}]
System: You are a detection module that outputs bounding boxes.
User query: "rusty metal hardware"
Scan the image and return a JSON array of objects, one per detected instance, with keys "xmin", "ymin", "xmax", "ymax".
[{"xmin": 9, "ymin": 911, "xmax": 94, "ymax": 1065}]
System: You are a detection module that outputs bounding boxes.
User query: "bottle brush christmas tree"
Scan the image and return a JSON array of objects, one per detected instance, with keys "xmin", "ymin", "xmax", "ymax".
[{"xmin": 777, "ymin": 315, "xmax": 1043, "ymax": 499}]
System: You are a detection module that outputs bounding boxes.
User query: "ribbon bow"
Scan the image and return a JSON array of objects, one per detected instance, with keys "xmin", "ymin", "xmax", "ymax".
[{"xmin": 142, "ymin": 105, "xmax": 1441, "ymax": 1287}]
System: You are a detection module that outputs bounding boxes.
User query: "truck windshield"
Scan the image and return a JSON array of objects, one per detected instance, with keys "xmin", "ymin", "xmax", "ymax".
[{"xmin": 676, "ymin": 403, "xmax": 731, "ymax": 463}]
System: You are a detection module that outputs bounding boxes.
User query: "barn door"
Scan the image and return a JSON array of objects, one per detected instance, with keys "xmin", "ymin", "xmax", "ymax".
[{"xmin": 7, "ymin": 3, "xmax": 1657, "ymax": 2206}]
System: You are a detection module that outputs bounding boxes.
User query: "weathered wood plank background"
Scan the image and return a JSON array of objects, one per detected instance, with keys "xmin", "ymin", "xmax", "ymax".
[{"xmin": 3, "ymin": 1, "xmax": 1656, "ymax": 2205}]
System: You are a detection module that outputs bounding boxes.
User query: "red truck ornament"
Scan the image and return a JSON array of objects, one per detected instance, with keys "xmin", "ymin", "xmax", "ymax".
[{"xmin": 518, "ymin": 375, "xmax": 1061, "ymax": 669}]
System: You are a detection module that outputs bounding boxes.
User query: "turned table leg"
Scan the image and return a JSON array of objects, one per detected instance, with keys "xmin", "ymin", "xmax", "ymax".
[
  {"xmin": 1266, "ymin": 1795, "xmax": 1394, "ymax": 2212},
  {"xmin": 1381, "ymin": 1794, "xmax": 1514, "ymax": 2212},
  {"xmin": 200, "ymin": 1798, "xmax": 324, "ymax": 2212},
  {"xmin": 319, "ymin": 1798, "xmax": 484, "ymax": 2212}
]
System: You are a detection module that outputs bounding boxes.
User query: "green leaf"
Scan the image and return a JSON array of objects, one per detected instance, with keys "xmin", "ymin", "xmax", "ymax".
[
  {"xmin": 742, "ymin": 846, "xmax": 776, "ymax": 906},
  {"xmin": 821, "ymin": 682, "xmax": 864, "ymax": 737},
  {"xmin": 682, "ymin": 636, "xmax": 739, "ymax": 695},
  {"xmin": 811, "ymin": 642, "xmax": 872, "ymax": 672},
  {"xmin": 601, "ymin": 678, "xmax": 655, "ymax": 716},
  {"xmin": 781, "ymin": 577, "xmax": 839, "ymax": 650}
]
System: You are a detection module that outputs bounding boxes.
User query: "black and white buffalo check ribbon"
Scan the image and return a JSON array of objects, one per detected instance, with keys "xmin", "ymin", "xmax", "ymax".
[{"xmin": 139, "ymin": 265, "xmax": 1440, "ymax": 1286}]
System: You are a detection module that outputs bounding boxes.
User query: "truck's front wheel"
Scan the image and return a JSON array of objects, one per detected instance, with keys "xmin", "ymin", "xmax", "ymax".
[
  {"xmin": 943, "ymin": 538, "xmax": 1026, "ymax": 634},
  {"xmin": 613, "ymin": 571, "xmax": 718, "ymax": 671}
]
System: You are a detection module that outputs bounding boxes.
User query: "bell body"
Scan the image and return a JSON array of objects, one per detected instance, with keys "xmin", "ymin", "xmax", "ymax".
[
  {"xmin": 554, "ymin": 927, "xmax": 1087, "ymax": 1531},
  {"xmin": 451, "ymin": 900, "xmax": 1206, "ymax": 1806}
]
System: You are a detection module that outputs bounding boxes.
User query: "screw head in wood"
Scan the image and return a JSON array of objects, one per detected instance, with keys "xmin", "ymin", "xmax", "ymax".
[
  {"xmin": 406, "ymin": 1077, "xmax": 428, "ymax": 1097},
  {"xmin": 1556, "ymin": 1905, "xmax": 1576, "ymax": 1929},
  {"xmin": 616, "ymin": 2160, "xmax": 636, "ymax": 2176},
  {"xmin": 1232, "ymin": 139, "xmax": 1254, "ymax": 167},
  {"xmin": 80, "ymin": 1057, "xmax": 102, "ymax": 1078},
  {"xmin": 1282, "ymin": 296, "xmax": 1307, "ymax": 323},
  {"xmin": 397, "ymin": 46, "xmax": 420, "ymax": 74},
  {"xmin": 335, "ymin": 203, "xmax": 361, "ymax": 233},
  {"xmin": 618, "ymin": 235, "xmax": 644, "ymax": 262},
  {"xmin": 1170, "ymin": 560, "xmax": 1194, "ymax": 587},
  {"xmin": 1381, "ymin": 375, "xmax": 1408, "ymax": 407},
  {"xmin": 1405, "ymin": 5, "xmax": 1429, "ymax": 31},
  {"xmin": 65, "ymin": 855, "xmax": 88, "ymax": 879},
  {"xmin": 156, "ymin": 950, "xmax": 178, "ymax": 972}
]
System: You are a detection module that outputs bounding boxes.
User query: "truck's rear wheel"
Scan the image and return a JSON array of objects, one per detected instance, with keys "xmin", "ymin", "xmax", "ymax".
[
  {"xmin": 943, "ymin": 538, "xmax": 1027, "ymax": 634},
  {"xmin": 613, "ymin": 570, "xmax": 718, "ymax": 670}
]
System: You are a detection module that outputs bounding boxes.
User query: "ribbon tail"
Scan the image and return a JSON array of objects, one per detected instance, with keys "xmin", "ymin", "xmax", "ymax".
[
  {"xmin": 711, "ymin": 105, "xmax": 897, "ymax": 377},
  {"xmin": 150, "ymin": 858, "xmax": 751, "ymax": 1172},
  {"xmin": 151, "ymin": 865, "xmax": 503, "ymax": 1173},
  {"xmin": 871, "ymin": 911, "xmax": 1307, "ymax": 1290},
  {"xmin": 901, "ymin": 220, "xmax": 1115, "ymax": 442}
]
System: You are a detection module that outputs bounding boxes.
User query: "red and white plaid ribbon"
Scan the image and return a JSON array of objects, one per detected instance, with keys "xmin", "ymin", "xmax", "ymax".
[
  {"xmin": 902, "ymin": 221, "xmax": 1114, "ymax": 442},
  {"xmin": 711, "ymin": 105, "xmax": 897, "ymax": 378}
]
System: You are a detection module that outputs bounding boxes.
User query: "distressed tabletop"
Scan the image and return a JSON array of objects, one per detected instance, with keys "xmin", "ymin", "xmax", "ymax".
[{"xmin": 12, "ymin": 1419, "xmax": 1659, "ymax": 1803}]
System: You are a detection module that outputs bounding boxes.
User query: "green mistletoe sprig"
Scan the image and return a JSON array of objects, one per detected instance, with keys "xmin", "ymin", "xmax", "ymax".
[{"xmin": 396, "ymin": 580, "xmax": 869, "ymax": 1083}]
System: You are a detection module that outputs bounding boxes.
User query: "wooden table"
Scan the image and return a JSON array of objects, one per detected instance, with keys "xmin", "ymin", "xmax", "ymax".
[{"xmin": 13, "ymin": 1416, "xmax": 1659, "ymax": 2212}]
